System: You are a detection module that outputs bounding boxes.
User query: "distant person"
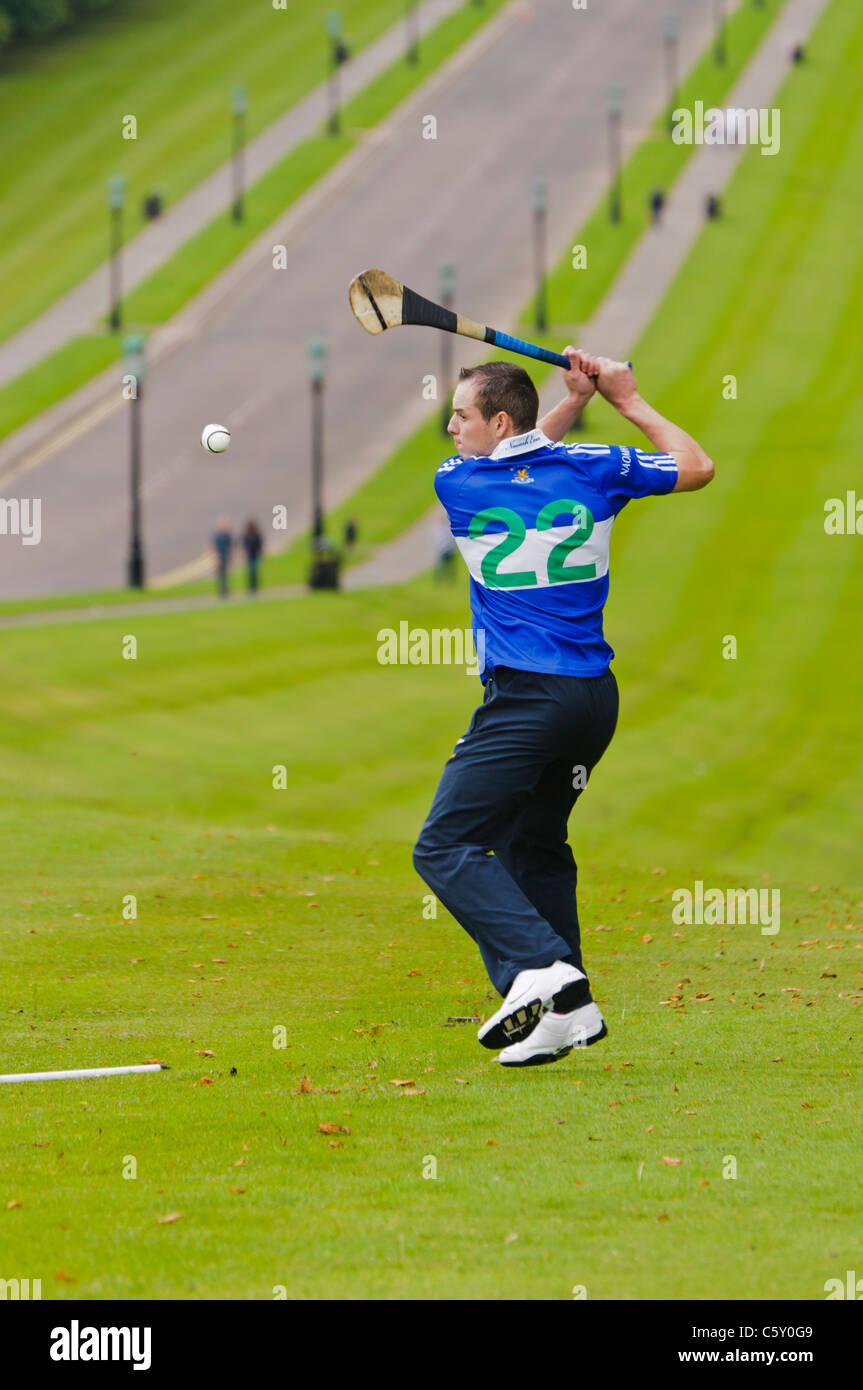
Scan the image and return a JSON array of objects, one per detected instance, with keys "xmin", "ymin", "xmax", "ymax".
[
  {"xmin": 649, "ymin": 188, "xmax": 666, "ymax": 226},
  {"xmin": 344, "ymin": 517, "xmax": 359, "ymax": 549},
  {"xmin": 241, "ymin": 519, "xmax": 264, "ymax": 592},
  {"xmin": 211, "ymin": 516, "xmax": 233, "ymax": 598},
  {"xmin": 791, "ymin": 43, "xmax": 805, "ymax": 64},
  {"xmin": 706, "ymin": 193, "xmax": 721, "ymax": 221}
]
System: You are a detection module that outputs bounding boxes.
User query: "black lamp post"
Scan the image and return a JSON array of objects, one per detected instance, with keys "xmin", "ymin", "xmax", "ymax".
[
  {"xmin": 308, "ymin": 339, "xmax": 327, "ymax": 541},
  {"xmin": 662, "ymin": 14, "xmax": 679, "ymax": 135},
  {"xmin": 439, "ymin": 262, "xmax": 456, "ymax": 435},
  {"xmin": 532, "ymin": 178, "xmax": 548, "ymax": 332},
  {"xmin": 405, "ymin": 1, "xmax": 419, "ymax": 63},
  {"xmin": 714, "ymin": 0, "xmax": 727, "ymax": 65},
  {"xmin": 231, "ymin": 84, "xmax": 248, "ymax": 222},
  {"xmin": 123, "ymin": 333, "xmax": 147, "ymax": 589},
  {"xmin": 107, "ymin": 175, "xmax": 126, "ymax": 332},
  {"xmin": 327, "ymin": 12, "xmax": 343, "ymax": 135},
  {"xmin": 606, "ymin": 84, "xmax": 624, "ymax": 224}
]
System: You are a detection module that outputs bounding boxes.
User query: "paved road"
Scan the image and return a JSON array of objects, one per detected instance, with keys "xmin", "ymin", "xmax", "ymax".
[{"xmin": 0, "ymin": 0, "xmax": 722, "ymax": 599}]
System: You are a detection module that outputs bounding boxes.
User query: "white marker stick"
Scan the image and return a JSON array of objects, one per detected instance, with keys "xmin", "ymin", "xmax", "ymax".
[{"xmin": 0, "ymin": 1063, "xmax": 169, "ymax": 1084}]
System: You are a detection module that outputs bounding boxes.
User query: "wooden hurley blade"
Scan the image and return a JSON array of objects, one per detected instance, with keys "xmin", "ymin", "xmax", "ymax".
[
  {"xmin": 348, "ymin": 267, "xmax": 569, "ymax": 368},
  {"xmin": 348, "ymin": 268, "xmax": 405, "ymax": 335}
]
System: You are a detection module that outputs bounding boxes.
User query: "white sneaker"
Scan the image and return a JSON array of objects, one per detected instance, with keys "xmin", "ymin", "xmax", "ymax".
[
  {"xmin": 497, "ymin": 1001, "xmax": 607, "ymax": 1067},
  {"xmin": 477, "ymin": 961, "xmax": 584, "ymax": 1050}
]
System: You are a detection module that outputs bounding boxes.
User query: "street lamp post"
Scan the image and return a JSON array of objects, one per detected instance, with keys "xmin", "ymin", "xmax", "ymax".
[
  {"xmin": 662, "ymin": 14, "xmax": 679, "ymax": 135},
  {"xmin": 123, "ymin": 333, "xmax": 147, "ymax": 589},
  {"xmin": 714, "ymin": 0, "xmax": 727, "ymax": 65},
  {"xmin": 327, "ymin": 12, "xmax": 343, "ymax": 135},
  {"xmin": 231, "ymin": 84, "xmax": 248, "ymax": 223},
  {"xmin": 606, "ymin": 84, "xmax": 624, "ymax": 224},
  {"xmin": 107, "ymin": 175, "xmax": 126, "ymax": 332},
  {"xmin": 439, "ymin": 262, "xmax": 456, "ymax": 435},
  {"xmin": 532, "ymin": 178, "xmax": 548, "ymax": 332},
  {"xmin": 405, "ymin": 1, "xmax": 419, "ymax": 63},
  {"xmin": 308, "ymin": 339, "xmax": 327, "ymax": 541}
]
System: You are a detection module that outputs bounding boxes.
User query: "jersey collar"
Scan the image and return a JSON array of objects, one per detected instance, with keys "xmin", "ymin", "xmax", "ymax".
[{"xmin": 489, "ymin": 428, "xmax": 552, "ymax": 460}]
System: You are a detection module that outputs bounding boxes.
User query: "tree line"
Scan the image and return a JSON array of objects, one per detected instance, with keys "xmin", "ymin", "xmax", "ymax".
[{"xmin": 0, "ymin": 0, "xmax": 127, "ymax": 49}]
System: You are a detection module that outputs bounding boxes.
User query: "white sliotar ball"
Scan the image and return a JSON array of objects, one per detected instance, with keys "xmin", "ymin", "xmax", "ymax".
[{"xmin": 202, "ymin": 423, "xmax": 231, "ymax": 453}]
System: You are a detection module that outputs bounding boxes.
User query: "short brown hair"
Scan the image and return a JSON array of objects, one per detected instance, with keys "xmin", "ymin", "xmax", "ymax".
[{"xmin": 458, "ymin": 361, "xmax": 539, "ymax": 434}]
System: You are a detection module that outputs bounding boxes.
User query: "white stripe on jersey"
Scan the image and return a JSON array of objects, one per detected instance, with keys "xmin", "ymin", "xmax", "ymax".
[{"xmin": 456, "ymin": 515, "xmax": 614, "ymax": 589}]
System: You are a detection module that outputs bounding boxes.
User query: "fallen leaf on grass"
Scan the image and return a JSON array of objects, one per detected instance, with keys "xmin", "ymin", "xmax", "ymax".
[
  {"xmin": 504, "ymin": 1233, "xmax": 519, "ymax": 1244},
  {"xmin": 199, "ymin": 1077, "xmax": 213, "ymax": 1086},
  {"xmin": 54, "ymin": 1269, "xmax": 75, "ymax": 1281},
  {"xmin": 195, "ymin": 1050, "xmax": 216, "ymax": 1058},
  {"xmin": 229, "ymin": 1187, "xmax": 246, "ymax": 1195},
  {"xmin": 156, "ymin": 1213, "xmax": 183, "ymax": 1225},
  {"xmin": 389, "ymin": 1079, "xmax": 415, "ymax": 1087},
  {"xmin": 233, "ymin": 1158, "xmax": 247, "ymax": 1168},
  {"xmin": 661, "ymin": 1156, "xmax": 682, "ymax": 1167},
  {"xmin": 328, "ymin": 1140, "xmax": 345, "ymax": 1149},
  {"xmin": 317, "ymin": 1123, "xmax": 351, "ymax": 1135},
  {"xmin": 7, "ymin": 1200, "xmax": 22, "ymax": 1209},
  {"xmin": 485, "ymin": 1139, "xmax": 498, "ymax": 1147},
  {"xmin": 295, "ymin": 1076, "xmax": 313, "ymax": 1094}
]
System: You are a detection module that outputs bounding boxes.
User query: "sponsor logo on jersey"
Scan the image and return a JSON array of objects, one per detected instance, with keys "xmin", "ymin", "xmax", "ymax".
[{"xmin": 511, "ymin": 466, "xmax": 535, "ymax": 484}]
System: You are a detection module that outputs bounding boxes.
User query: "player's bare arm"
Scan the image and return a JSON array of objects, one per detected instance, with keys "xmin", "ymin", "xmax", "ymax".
[
  {"xmin": 593, "ymin": 356, "xmax": 714, "ymax": 492},
  {"xmin": 542, "ymin": 349, "xmax": 714, "ymax": 492},
  {"xmin": 537, "ymin": 345, "xmax": 596, "ymax": 440}
]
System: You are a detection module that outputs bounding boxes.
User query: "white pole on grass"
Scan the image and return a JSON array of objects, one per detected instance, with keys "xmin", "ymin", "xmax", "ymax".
[{"xmin": 0, "ymin": 1064, "xmax": 169, "ymax": 1084}]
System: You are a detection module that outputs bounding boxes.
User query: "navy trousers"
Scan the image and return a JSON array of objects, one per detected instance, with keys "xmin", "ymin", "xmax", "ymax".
[{"xmin": 413, "ymin": 665, "xmax": 619, "ymax": 998}]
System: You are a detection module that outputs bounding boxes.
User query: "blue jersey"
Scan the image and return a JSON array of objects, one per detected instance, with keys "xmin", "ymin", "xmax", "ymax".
[{"xmin": 434, "ymin": 428, "xmax": 677, "ymax": 679}]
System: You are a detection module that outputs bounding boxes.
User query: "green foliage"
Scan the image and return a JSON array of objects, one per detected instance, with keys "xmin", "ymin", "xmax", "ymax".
[
  {"xmin": 3, "ymin": 0, "xmax": 72, "ymax": 40},
  {"xmin": 2, "ymin": 0, "xmax": 123, "ymax": 41}
]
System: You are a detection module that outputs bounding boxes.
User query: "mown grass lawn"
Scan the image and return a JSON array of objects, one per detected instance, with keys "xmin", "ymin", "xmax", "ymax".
[{"xmin": 0, "ymin": 572, "xmax": 859, "ymax": 1300}]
